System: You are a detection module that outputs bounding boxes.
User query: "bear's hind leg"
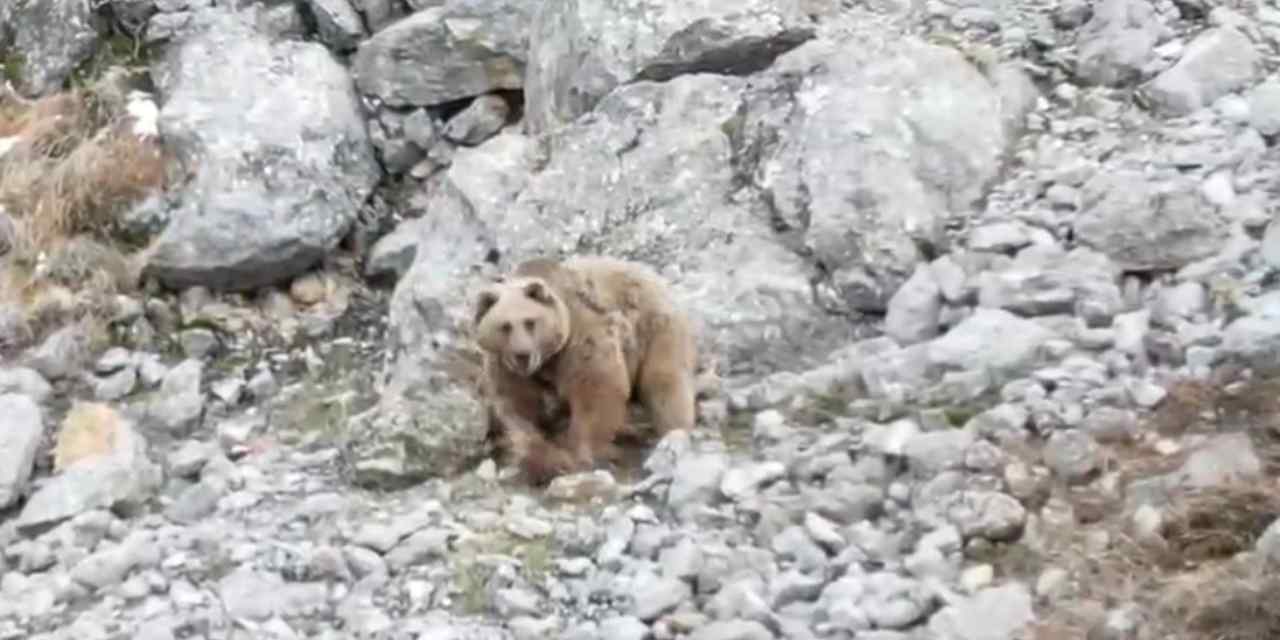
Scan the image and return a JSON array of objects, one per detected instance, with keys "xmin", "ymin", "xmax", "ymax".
[{"xmin": 637, "ymin": 324, "xmax": 697, "ymax": 437}]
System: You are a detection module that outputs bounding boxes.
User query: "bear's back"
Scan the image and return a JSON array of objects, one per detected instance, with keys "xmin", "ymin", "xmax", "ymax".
[{"xmin": 560, "ymin": 256, "xmax": 680, "ymax": 319}]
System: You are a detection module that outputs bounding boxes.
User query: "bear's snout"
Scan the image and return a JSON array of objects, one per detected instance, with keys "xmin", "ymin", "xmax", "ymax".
[
  {"xmin": 503, "ymin": 349, "xmax": 539, "ymax": 376},
  {"xmin": 512, "ymin": 352, "xmax": 532, "ymax": 370}
]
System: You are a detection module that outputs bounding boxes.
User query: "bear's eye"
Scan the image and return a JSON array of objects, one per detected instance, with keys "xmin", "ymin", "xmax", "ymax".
[
  {"xmin": 523, "ymin": 318, "xmax": 536, "ymax": 332},
  {"xmin": 500, "ymin": 321, "xmax": 512, "ymax": 335}
]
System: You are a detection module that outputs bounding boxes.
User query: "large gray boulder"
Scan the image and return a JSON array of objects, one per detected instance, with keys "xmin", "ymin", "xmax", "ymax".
[
  {"xmin": 1142, "ymin": 27, "xmax": 1261, "ymax": 116},
  {"xmin": 352, "ymin": 0, "xmax": 532, "ymax": 108},
  {"xmin": 524, "ymin": 0, "xmax": 815, "ymax": 134},
  {"xmin": 354, "ymin": 26, "xmax": 1033, "ymax": 485},
  {"xmin": 143, "ymin": 9, "xmax": 381, "ymax": 292},
  {"xmin": 738, "ymin": 33, "xmax": 1032, "ymax": 312},
  {"xmin": 1074, "ymin": 169, "xmax": 1231, "ymax": 272},
  {"xmin": 1074, "ymin": 0, "xmax": 1164, "ymax": 87},
  {"xmin": 4, "ymin": 0, "xmax": 107, "ymax": 97}
]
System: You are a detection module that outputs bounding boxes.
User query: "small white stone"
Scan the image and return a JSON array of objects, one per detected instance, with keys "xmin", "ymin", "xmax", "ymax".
[{"xmin": 960, "ymin": 564, "xmax": 994, "ymax": 593}]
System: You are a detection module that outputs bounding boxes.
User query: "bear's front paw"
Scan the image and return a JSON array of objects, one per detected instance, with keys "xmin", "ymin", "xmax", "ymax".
[{"xmin": 520, "ymin": 455, "xmax": 572, "ymax": 487}]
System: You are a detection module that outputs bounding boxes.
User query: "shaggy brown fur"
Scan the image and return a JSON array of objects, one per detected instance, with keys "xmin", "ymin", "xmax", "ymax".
[{"xmin": 471, "ymin": 255, "xmax": 698, "ymax": 485}]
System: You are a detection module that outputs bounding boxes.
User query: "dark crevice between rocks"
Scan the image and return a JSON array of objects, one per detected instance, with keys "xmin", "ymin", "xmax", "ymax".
[
  {"xmin": 494, "ymin": 88, "xmax": 525, "ymax": 126},
  {"xmin": 145, "ymin": 242, "xmax": 330, "ymax": 294},
  {"xmin": 432, "ymin": 93, "xmax": 476, "ymax": 122},
  {"xmin": 65, "ymin": 4, "xmax": 156, "ymax": 93},
  {"xmin": 634, "ymin": 27, "xmax": 816, "ymax": 84},
  {"xmin": 722, "ymin": 75, "xmax": 803, "ymax": 234},
  {"xmin": 427, "ymin": 89, "xmax": 526, "ymax": 130},
  {"xmin": 291, "ymin": 0, "xmax": 326, "ymax": 46},
  {"xmin": 720, "ymin": 73, "xmax": 876, "ymax": 329}
]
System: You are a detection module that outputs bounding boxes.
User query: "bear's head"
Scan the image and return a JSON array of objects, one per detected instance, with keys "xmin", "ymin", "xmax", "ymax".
[{"xmin": 472, "ymin": 276, "xmax": 570, "ymax": 377}]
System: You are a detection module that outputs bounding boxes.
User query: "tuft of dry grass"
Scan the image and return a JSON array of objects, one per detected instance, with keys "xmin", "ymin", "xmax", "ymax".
[
  {"xmin": 0, "ymin": 84, "xmax": 170, "ymax": 256},
  {"xmin": 0, "ymin": 74, "xmax": 173, "ymax": 349},
  {"xmin": 1156, "ymin": 482, "xmax": 1280, "ymax": 567},
  {"xmin": 1150, "ymin": 377, "xmax": 1221, "ymax": 437},
  {"xmin": 1147, "ymin": 372, "xmax": 1280, "ymax": 475},
  {"xmin": 1156, "ymin": 562, "xmax": 1280, "ymax": 640},
  {"xmin": 993, "ymin": 371, "xmax": 1280, "ymax": 640}
]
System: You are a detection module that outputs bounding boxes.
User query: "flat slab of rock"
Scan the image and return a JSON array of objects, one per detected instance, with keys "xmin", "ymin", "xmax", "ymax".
[
  {"xmin": 928, "ymin": 583, "xmax": 1034, "ymax": 640},
  {"xmin": 927, "ymin": 308, "xmax": 1057, "ymax": 380},
  {"xmin": 15, "ymin": 411, "xmax": 161, "ymax": 536}
]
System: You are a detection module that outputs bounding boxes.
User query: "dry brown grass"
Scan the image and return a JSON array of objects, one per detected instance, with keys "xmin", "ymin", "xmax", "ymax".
[
  {"xmin": 1147, "ymin": 372, "xmax": 1280, "ymax": 477},
  {"xmin": 0, "ymin": 76, "xmax": 173, "ymax": 349},
  {"xmin": 1150, "ymin": 377, "xmax": 1221, "ymax": 436},
  {"xmin": 1156, "ymin": 482, "xmax": 1280, "ymax": 567},
  {"xmin": 0, "ymin": 84, "xmax": 170, "ymax": 256},
  {"xmin": 1017, "ymin": 372, "xmax": 1280, "ymax": 639},
  {"xmin": 1156, "ymin": 561, "xmax": 1280, "ymax": 640},
  {"xmin": 1021, "ymin": 485, "xmax": 1280, "ymax": 639}
]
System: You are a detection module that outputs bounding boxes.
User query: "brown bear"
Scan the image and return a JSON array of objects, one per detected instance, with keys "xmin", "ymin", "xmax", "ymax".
[{"xmin": 470, "ymin": 255, "xmax": 699, "ymax": 485}]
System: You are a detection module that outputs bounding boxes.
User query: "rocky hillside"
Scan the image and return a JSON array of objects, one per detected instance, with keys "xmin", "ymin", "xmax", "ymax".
[{"xmin": 3, "ymin": 0, "xmax": 1280, "ymax": 638}]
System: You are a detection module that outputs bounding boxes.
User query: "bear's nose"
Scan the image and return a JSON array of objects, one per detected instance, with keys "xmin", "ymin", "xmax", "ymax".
[{"xmin": 513, "ymin": 352, "xmax": 531, "ymax": 369}]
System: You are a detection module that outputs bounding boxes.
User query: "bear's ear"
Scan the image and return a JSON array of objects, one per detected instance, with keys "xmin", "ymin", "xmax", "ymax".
[
  {"xmin": 523, "ymin": 280, "xmax": 554, "ymax": 305},
  {"xmin": 473, "ymin": 289, "xmax": 501, "ymax": 326}
]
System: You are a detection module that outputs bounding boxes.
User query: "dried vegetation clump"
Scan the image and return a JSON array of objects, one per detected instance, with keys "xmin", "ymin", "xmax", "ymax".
[
  {"xmin": 1151, "ymin": 371, "xmax": 1280, "ymax": 472},
  {"xmin": 1155, "ymin": 482, "xmax": 1280, "ymax": 566},
  {"xmin": 0, "ymin": 72, "xmax": 175, "ymax": 350},
  {"xmin": 1156, "ymin": 560, "xmax": 1280, "ymax": 640},
  {"xmin": 1016, "ymin": 373, "xmax": 1280, "ymax": 640},
  {"xmin": 1143, "ymin": 376, "xmax": 1280, "ymax": 640},
  {"xmin": 0, "ymin": 80, "xmax": 170, "ymax": 252}
]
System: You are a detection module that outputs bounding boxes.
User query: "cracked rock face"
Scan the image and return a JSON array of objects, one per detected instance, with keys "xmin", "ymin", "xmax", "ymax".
[
  {"xmin": 523, "ymin": 0, "xmax": 816, "ymax": 134},
  {"xmin": 737, "ymin": 33, "xmax": 1029, "ymax": 313}
]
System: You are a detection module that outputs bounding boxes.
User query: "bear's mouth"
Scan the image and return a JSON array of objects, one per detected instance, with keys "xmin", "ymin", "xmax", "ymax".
[{"xmin": 504, "ymin": 352, "xmax": 541, "ymax": 377}]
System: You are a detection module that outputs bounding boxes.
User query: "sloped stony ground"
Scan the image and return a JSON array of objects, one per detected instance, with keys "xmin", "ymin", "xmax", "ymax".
[{"xmin": 3, "ymin": 0, "xmax": 1280, "ymax": 639}]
